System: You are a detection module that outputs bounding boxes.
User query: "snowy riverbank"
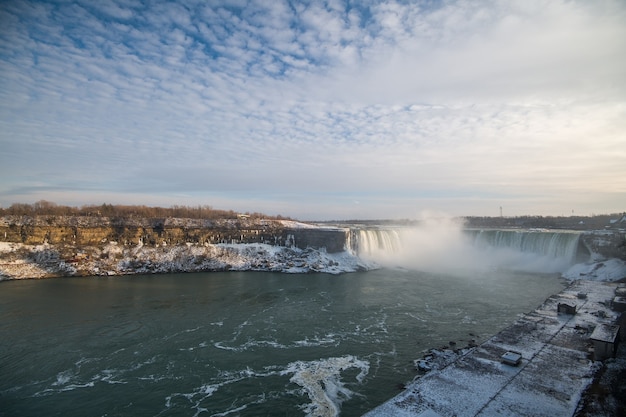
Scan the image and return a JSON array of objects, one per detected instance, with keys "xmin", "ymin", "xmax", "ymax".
[
  {"xmin": 562, "ymin": 257, "xmax": 626, "ymax": 282},
  {"xmin": 0, "ymin": 241, "xmax": 375, "ymax": 280},
  {"xmin": 1, "ymin": 238, "xmax": 625, "ymax": 281}
]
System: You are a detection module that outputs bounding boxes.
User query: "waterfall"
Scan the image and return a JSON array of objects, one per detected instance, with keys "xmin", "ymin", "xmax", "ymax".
[
  {"xmin": 466, "ymin": 229, "xmax": 582, "ymax": 264},
  {"xmin": 354, "ymin": 229, "xmax": 403, "ymax": 257},
  {"xmin": 352, "ymin": 227, "xmax": 584, "ymax": 274}
]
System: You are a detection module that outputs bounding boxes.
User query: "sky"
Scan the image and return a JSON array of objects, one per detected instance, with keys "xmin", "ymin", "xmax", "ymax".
[{"xmin": 1, "ymin": 0, "xmax": 625, "ymax": 220}]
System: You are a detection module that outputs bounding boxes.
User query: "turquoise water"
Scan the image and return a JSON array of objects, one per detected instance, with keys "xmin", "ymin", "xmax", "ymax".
[{"xmin": 0, "ymin": 270, "xmax": 565, "ymax": 416}]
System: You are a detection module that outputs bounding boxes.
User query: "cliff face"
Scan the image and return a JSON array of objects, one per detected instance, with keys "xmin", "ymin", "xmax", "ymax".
[
  {"xmin": 580, "ymin": 231, "xmax": 626, "ymax": 261},
  {"xmin": 0, "ymin": 216, "xmax": 355, "ymax": 279},
  {"xmin": 0, "ymin": 216, "xmax": 348, "ymax": 252}
]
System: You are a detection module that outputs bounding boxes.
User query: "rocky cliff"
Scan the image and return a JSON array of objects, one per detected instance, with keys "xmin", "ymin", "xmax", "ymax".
[
  {"xmin": 0, "ymin": 216, "xmax": 347, "ymax": 251},
  {"xmin": 580, "ymin": 231, "xmax": 626, "ymax": 261},
  {"xmin": 0, "ymin": 216, "xmax": 356, "ymax": 279}
]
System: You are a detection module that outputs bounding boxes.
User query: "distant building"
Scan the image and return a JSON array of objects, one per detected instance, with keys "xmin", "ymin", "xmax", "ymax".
[
  {"xmin": 590, "ymin": 324, "xmax": 620, "ymax": 361},
  {"xmin": 608, "ymin": 214, "xmax": 626, "ymax": 227}
]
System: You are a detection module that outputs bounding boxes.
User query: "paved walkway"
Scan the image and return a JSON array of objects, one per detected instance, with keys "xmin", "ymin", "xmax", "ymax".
[{"xmin": 363, "ymin": 280, "xmax": 622, "ymax": 417}]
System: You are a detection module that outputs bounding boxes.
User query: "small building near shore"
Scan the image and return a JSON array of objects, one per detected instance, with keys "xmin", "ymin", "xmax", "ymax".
[
  {"xmin": 613, "ymin": 296, "xmax": 626, "ymax": 313},
  {"xmin": 501, "ymin": 351, "xmax": 522, "ymax": 366},
  {"xmin": 590, "ymin": 324, "xmax": 620, "ymax": 361},
  {"xmin": 558, "ymin": 303, "xmax": 577, "ymax": 315}
]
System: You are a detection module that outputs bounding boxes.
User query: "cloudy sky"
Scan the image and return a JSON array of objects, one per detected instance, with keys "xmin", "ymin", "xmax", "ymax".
[{"xmin": 1, "ymin": 0, "xmax": 625, "ymax": 220}]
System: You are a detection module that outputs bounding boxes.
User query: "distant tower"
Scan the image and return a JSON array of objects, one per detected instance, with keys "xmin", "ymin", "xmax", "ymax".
[{"xmin": 500, "ymin": 206, "xmax": 503, "ymax": 217}]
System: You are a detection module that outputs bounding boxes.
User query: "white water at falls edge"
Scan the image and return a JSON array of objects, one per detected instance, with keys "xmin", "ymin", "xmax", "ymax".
[{"xmin": 353, "ymin": 228, "xmax": 583, "ymax": 274}]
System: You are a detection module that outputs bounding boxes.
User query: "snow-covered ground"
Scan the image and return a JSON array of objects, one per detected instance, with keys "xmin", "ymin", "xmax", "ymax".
[
  {"xmin": 278, "ymin": 220, "xmax": 323, "ymax": 229},
  {"xmin": 563, "ymin": 257, "xmax": 626, "ymax": 282},
  {"xmin": 364, "ymin": 279, "xmax": 625, "ymax": 417},
  {"xmin": 1, "ymin": 229, "xmax": 625, "ymax": 281},
  {"xmin": 0, "ymin": 240, "xmax": 375, "ymax": 280}
]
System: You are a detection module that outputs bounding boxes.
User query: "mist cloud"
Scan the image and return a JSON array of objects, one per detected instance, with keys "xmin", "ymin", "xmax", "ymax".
[{"xmin": 358, "ymin": 215, "xmax": 580, "ymax": 275}]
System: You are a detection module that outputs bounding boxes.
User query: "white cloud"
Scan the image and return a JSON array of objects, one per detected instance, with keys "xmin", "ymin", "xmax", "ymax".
[
  {"xmin": 317, "ymin": 0, "xmax": 626, "ymax": 105},
  {"xmin": 1, "ymin": 0, "xmax": 625, "ymax": 219}
]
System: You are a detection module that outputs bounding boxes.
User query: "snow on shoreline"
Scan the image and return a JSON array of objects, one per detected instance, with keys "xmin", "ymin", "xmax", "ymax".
[
  {"xmin": 0, "ymin": 241, "xmax": 375, "ymax": 280},
  {"xmin": 563, "ymin": 258, "xmax": 626, "ymax": 282},
  {"xmin": 0, "ymin": 239, "xmax": 624, "ymax": 281}
]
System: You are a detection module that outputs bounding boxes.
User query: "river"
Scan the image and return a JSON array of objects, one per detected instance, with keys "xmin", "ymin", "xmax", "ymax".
[{"xmin": 0, "ymin": 269, "xmax": 565, "ymax": 416}]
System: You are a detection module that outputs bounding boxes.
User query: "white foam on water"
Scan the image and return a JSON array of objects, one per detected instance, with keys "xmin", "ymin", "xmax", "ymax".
[
  {"xmin": 293, "ymin": 336, "xmax": 339, "ymax": 348},
  {"xmin": 163, "ymin": 366, "xmax": 278, "ymax": 415},
  {"xmin": 34, "ymin": 378, "xmax": 95, "ymax": 397},
  {"xmin": 33, "ymin": 362, "xmax": 97, "ymax": 397},
  {"xmin": 184, "ymin": 326, "xmax": 201, "ymax": 333},
  {"xmin": 42, "ymin": 354, "xmax": 161, "ymax": 397},
  {"xmin": 53, "ymin": 369, "xmax": 73, "ymax": 386},
  {"xmin": 180, "ymin": 341, "xmax": 210, "ymax": 351},
  {"xmin": 282, "ymin": 355, "xmax": 369, "ymax": 417},
  {"xmin": 92, "ymin": 369, "xmax": 125, "ymax": 385},
  {"xmin": 214, "ymin": 333, "xmax": 342, "ymax": 352},
  {"xmin": 213, "ymin": 338, "xmax": 287, "ymax": 352}
]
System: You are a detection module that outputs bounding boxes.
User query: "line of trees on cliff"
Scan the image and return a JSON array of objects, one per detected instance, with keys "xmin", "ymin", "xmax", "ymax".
[
  {"xmin": 0, "ymin": 200, "xmax": 291, "ymax": 221},
  {"xmin": 464, "ymin": 213, "xmax": 626, "ymax": 230}
]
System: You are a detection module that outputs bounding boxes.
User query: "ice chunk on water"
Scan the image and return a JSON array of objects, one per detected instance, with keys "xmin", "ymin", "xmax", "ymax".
[{"xmin": 283, "ymin": 355, "xmax": 369, "ymax": 417}]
